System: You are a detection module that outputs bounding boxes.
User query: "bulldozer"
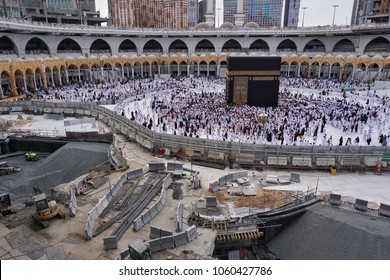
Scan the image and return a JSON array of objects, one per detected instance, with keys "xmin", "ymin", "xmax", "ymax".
[
  {"xmin": 0, "ymin": 193, "xmax": 12, "ymax": 217},
  {"xmin": 31, "ymin": 187, "xmax": 65, "ymax": 228},
  {"xmin": 25, "ymin": 152, "xmax": 39, "ymax": 162}
]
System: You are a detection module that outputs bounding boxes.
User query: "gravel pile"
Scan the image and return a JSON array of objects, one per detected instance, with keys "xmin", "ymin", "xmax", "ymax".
[{"xmin": 267, "ymin": 203, "xmax": 390, "ymax": 259}]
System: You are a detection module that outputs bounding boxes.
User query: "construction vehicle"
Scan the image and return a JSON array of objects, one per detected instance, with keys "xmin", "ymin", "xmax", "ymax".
[
  {"xmin": 0, "ymin": 161, "xmax": 21, "ymax": 176},
  {"xmin": 31, "ymin": 187, "xmax": 65, "ymax": 228},
  {"xmin": 0, "ymin": 193, "xmax": 12, "ymax": 216},
  {"xmin": 25, "ymin": 152, "xmax": 39, "ymax": 162}
]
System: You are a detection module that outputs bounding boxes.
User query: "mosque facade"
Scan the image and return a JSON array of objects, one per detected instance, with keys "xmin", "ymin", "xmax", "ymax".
[{"xmin": 0, "ymin": 18, "xmax": 390, "ymax": 97}]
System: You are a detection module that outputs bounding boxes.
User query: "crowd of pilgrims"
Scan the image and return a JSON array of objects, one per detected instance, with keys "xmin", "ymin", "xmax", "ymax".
[{"xmin": 25, "ymin": 75, "xmax": 390, "ymax": 146}]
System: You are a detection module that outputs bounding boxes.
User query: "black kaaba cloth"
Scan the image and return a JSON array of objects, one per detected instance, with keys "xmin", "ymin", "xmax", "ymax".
[{"xmin": 226, "ymin": 56, "xmax": 281, "ymax": 108}]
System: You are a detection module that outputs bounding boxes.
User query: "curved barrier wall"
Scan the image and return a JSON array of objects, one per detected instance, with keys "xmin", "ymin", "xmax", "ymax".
[{"xmin": 0, "ymin": 101, "xmax": 389, "ymax": 170}]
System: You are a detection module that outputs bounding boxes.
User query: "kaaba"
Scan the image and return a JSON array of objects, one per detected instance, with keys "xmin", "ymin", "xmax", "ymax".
[{"xmin": 226, "ymin": 56, "xmax": 281, "ymax": 108}]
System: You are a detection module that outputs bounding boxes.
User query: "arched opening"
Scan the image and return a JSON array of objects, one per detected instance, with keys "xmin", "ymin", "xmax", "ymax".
[
  {"xmin": 195, "ymin": 40, "xmax": 215, "ymax": 54},
  {"xmin": 219, "ymin": 60, "xmax": 227, "ymax": 77},
  {"xmin": 14, "ymin": 69, "xmax": 25, "ymax": 94},
  {"xmin": 57, "ymin": 38, "xmax": 82, "ymax": 55},
  {"xmin": 310, "ymin": 62, "xmax": 320, "ymax": 77},
  {"xmin": 52, "ymin": 66, "xmax": 60, "ymax": 86},
  {"xmin": 209, "ymin": 61, "xmax": 217, "ymax": 76},
  {"xmin": 303, "ymin": 39, "xmax": 326, "ymax": 53},
  {"xmin": 299, "ymin": 62, "xmax": 309, "ymax": 77},
  {"xmin": 103, "ymin": 63, "xmax": 112, "ymax": 82},
  {"xmin": 321, "ymin": 62, "xmax": 330, "ymax": 78},
  {"xmin": 168, "ymin": 40, "xmax": 188, "ymax": 54},
  {"xmin": 342, "ymin": 63, "xmax": 354, "ymax": 81},
  {"xmin": 91, "ymin": 63, "xmax": 101, "ymax": 81},
  {"xmin": 143, "ymin": 40, "xmax": 163, "ymax": 55},
  {"xmin": 199, "ymin": 61, "xmax": 207, "ymax": 76},
  {"xmin": 179, "ymin": 61, "xmax": 188, "ymax": 76},
  {"xmin": 366, "ymin": 63, "xmax": 380, "ymax": 82},
  {"xmin": 80, "ymin": 64, "xmax": 90, "ymax": 82},
  {"xmin": 25, "ymin": 37, "xmax": 50, "ymax": 56},
  {"xmin": 276, "ymin": 39, "xmax": 297, "ymax": 54},
  {"xmin": 151, "ymin": 61, "xmax": 159, "ymax": 77},
  {"xmin": 113, "ymin": 62, "xmax": 123, "ymax": 81},
  {"xmin": 249, "ymin": 39, "xmax": 269, "ymax": 54},
  {"xmin": 118, "ymin": 39, "xmax": 137, "ymax": 54},
  {"xmin": 34, "ymin": 68, "xmax": 44, "ymax": 89},
  {"xmin": 60, "ymin": 65, "xmax": 67, "ymax": 85},
  {"xmin": 25, "ymin": 68, "xmax": 35, "ymax": 91},
  {"xmin": 67, "ymin": 64, "xmax": 79, "ymax": 83},
  {"xmin": 281, "ymin": 61, "xmax": 289, "ymax": 76},
  {"xmin": 364, "ymin": 37, "xmax": 390, "ymax": 55},
  {"xmin": 1, "ymin": 71, "xmax": 12, "ymax": 97},
  {"xmin": 333, "ymin": 39, "xmax": 355, "ymax": 53},
  {"xmin": 190, "ymin": 61, "xmax": 198, "ymax": 75},
  {"xmin": 123, "ymin": 62, "xmax": 132, "ymax": 79},
  {"xmin": 133, "ymin": 62, "xmax": 141, "ymax": 77},
  {"xmin": 143, "ymin": 62, "xmax": 150, "ymax": 77},
  {"xmin": 290, "ymin": 61, "xmax": 299, "ymax": 76},
  {"xmin": 170, "ymin": 61, "xmax": 178, "ymax": 77},
  {"xmin": 380, "ymin": 63, "xmax": 390, "ymax": 81},
  {"xmin": 330, "ymin": 62, "xmax": 341, "ymax": 79},
  {"xmin": 0, "ymin": 36, "xmax": 18, "ymax": 56},
  {"xmin": 90, "ymin": 39, "xmax": 112, "ymax": 56},
  {"xmin": 222, "ymin": 39, "xmax": 242, "ymax": 53}
]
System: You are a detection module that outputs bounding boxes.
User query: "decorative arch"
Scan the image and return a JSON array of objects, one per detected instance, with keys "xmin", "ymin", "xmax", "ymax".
[
  {"xmin": 57, "ymin": 38, "xmax": 82, "ymax": 54},
  {"xmin": 333, "ymin": 38, "xmax": 355, "ymax": 53},
  {"xmin": 249, "ymin": 39, "xmax": 269, "ymax": 53},
  {"xmin": 90, "ymin": 39, "xmax": 112, "ymax": 55},
  {"xmin": 143, "ymin": 40, "xmax": 163, "ymax": 55},
  {"xmin": 119, "ymin": 39, "xmax": 137, "ymax": 53},
  {"xmin": 168, "ymin": 39, "xmax": 188, "ymax": 54},
  {"xmin": 0, "ymin": 36, "xmax": 19, "ymax": 55},
  {"xmin": 303, "ymin": 39, "xmax": 326, "ymax": 53},
  {"xmin": 195, "ymin": 39, "xmax": 215, "ymax": 54},
  {"xmin": 364, "ymin": 37, "xmax": 390, "ymax": 54},
  {"xmin": 25, "ymin": 37, "xmax": 50, "ymax": 55},
  {"xmin": 222, "ymin": 39, "xmax": 242, "ymax": 53},
  {"xmin": 276, "ymin": 39, "xmax": 297, "ymax": 54}
]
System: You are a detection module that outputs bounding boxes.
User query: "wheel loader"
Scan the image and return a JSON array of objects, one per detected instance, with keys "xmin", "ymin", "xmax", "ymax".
[
  {"xmin": 31, "ymin": 187, "xmax": 65, "ymax": 228},
  {"xmin": 25, "ymin": 152, "xmax": 39, "ymax": 161}
]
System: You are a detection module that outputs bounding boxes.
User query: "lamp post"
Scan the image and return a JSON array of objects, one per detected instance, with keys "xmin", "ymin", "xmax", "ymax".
[
  {"xmin": 258, "ymin": 112, "xmax": 268, "ymax": 142},
  {"xmin": 332, "ymin": 4, "xmax": 339, "ymax": 27},
  {"xmin": 301, "ymin": 7, "xmax": 307, "ymax": 28}
]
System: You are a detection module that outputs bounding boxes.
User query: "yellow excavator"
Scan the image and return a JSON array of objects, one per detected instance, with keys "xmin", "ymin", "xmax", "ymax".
[
  {"xmin": 31, "ymin": 187, "xmax": 65, "ymax": 228},
  {"xmin": 25, "ymin": 152, "xmax": 39, "ymax": 162}
]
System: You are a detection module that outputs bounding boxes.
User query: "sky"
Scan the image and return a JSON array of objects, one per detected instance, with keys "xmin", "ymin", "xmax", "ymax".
[{"xmin": 95, "ymin": 0, "xmax": 355, "ymax": 27}]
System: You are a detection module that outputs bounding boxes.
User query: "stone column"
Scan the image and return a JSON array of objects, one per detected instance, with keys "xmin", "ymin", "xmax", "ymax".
[
  {"xmin": 328, "ymin": 65, "xmax": 332, "ymax": 79},
  {"xmin": 50, "ymin": 71, "xmax": 54, "ymax": 86},
  {"xmin": 23, "ymin": 77, "xmax": 27, "ymax": 92}
]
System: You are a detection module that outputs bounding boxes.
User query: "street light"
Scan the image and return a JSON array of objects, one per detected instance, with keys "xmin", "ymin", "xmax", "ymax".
[
  {"xmin": 332, "ymin": 4, "xmax": 339, "ymax": 27},
  {"xmin": 301, "ymin": 7, "xmax": 307, "ymax": 28}
]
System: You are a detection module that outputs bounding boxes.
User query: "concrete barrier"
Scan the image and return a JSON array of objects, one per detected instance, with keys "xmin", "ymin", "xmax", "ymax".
[
  {"xmin": 267, "ymin": 156, "xmax": 288, "ymax": 166},
  {"xmin": 149, "ymin": 162, "xmax": 166, "ymax": 171},
  {"xmin": 363, "ymin": 155, "xmax": 382, "ymax": 167},
  {"xmin": 292, "ymin": 156, "xmax": 312, "ymax": 167},
  {"xmin": 236, "ymin": 153, "xmax": 254, "ymax": 164},
  {"xmin": 209, "ymin": 181, "xmax": 220, "ymax": 192},
  {"xmin": 208, "ymin": 151, "xmax": 225, "ymax": 161},
  {"xmin": 315, "ymin": 157, "xmax": 336, "ymax": 167},
  {"xmin": 339, "ymin": 157, "xmax": 361, "ymax": 166}
]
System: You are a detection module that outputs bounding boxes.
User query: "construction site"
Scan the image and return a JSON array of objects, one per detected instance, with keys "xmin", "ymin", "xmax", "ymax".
[{"xmin": 1, "ymin": 113, "xmax": 390, "ymax": 260}]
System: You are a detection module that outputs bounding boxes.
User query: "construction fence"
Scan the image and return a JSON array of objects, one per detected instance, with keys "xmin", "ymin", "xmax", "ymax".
[
  {"xmin": 1, "ymin": 101, "xmax": 390, "ymax": 170},
  {"xmin": 84, "ymin": 168, "xmax": 143, "ymax": 240}
]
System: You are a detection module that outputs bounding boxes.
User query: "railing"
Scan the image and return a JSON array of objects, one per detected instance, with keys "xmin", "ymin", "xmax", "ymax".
[{"xmin": 0, "ymin": 100, "xmax": 389, "ymax": 168}]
